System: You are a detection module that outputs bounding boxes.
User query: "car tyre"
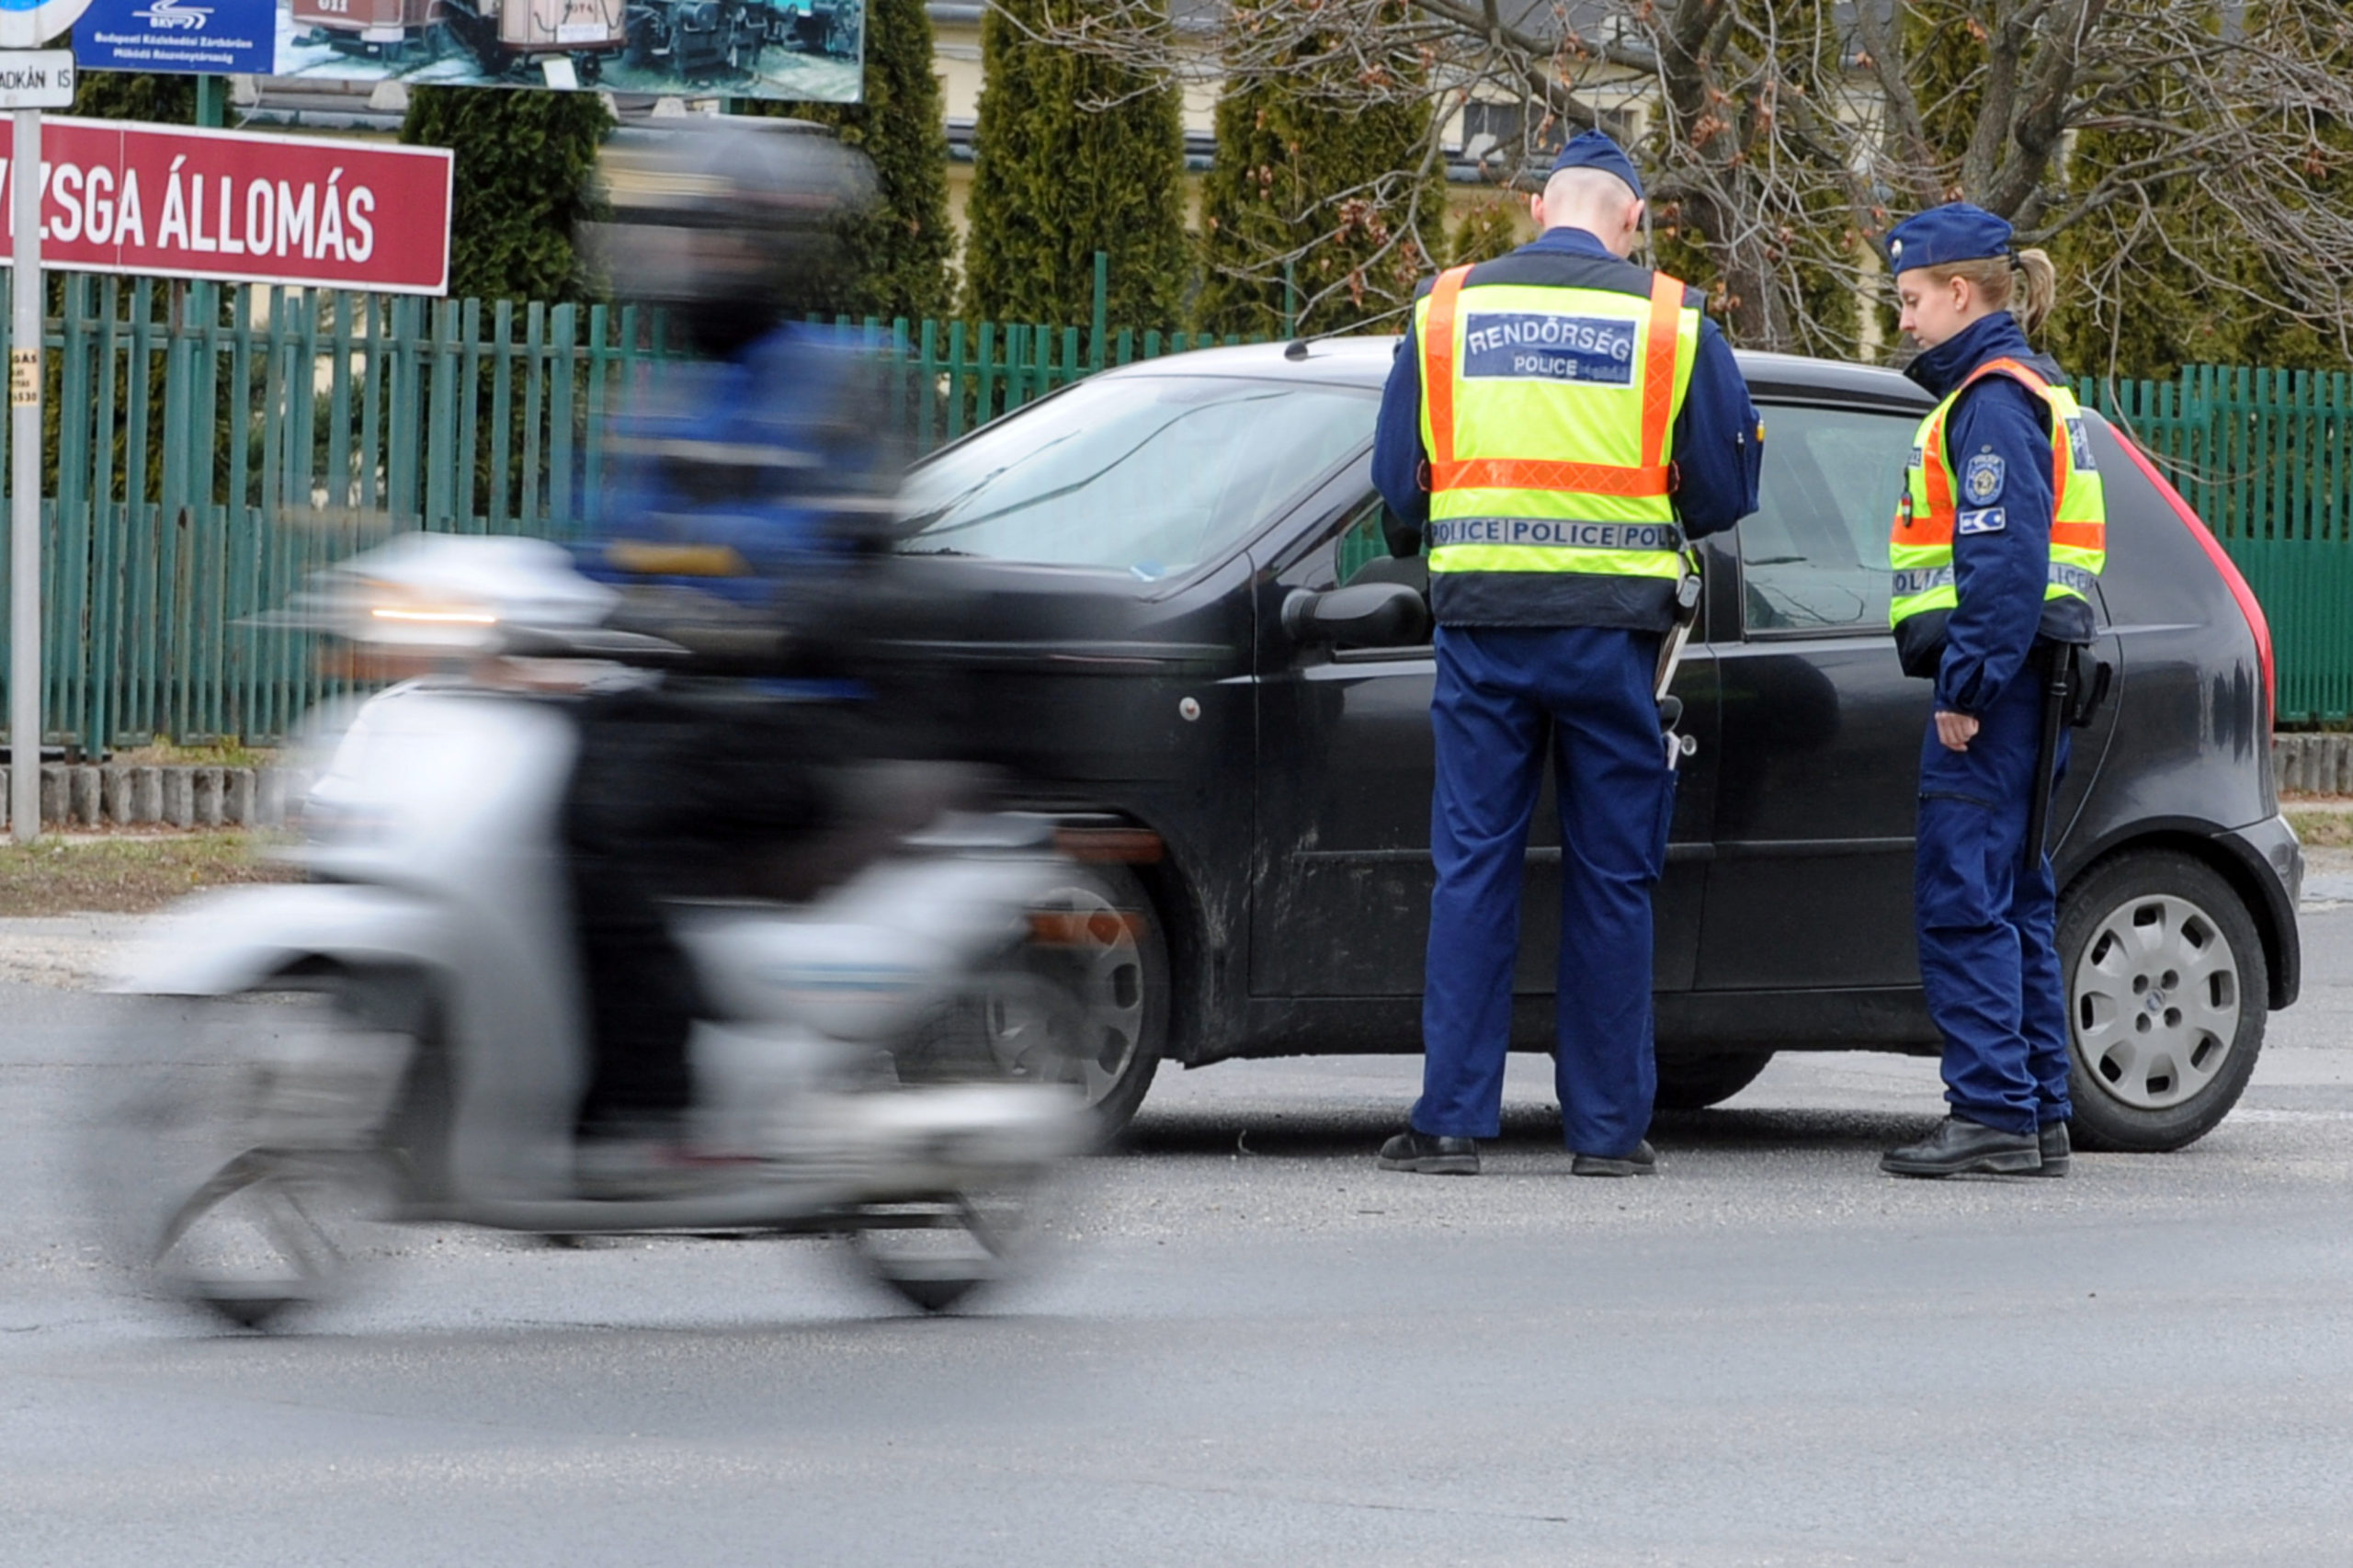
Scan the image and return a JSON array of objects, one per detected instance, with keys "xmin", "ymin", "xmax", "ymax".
[
  {"xmin": 1652, "ymin": 1051, "xmax": 1775, "ymax": 1111},
  {"xmin": 2061, "ymin": 849, "xmax": 2266, "ymax": 1153},
  {"xmin": 1027, "ymin": 862, "xmax": 1166, "ymax": 1139}
]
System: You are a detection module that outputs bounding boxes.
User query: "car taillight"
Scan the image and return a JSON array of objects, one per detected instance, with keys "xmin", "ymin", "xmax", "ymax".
[{"xmin": 2113, "ymin": 433, "xmax": 2275, "ymax": 733}]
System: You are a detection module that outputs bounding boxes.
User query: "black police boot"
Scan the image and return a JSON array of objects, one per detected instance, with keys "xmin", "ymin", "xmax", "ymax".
[
  {"xmin": 1378, "ymin": 1129, "xmax": 1480, "ymax": 1176},
  {"xmin": 1879, "ymin": 1116, "xmax": 2041, "ymax": 1178},
  {"xmin": 2027, "ymin": 1120, "xmax": 2071, "ymax": 1177},
  {"xmin": 1570, "ymin": 1140, "xmax": 1658, "ymax": 1178}
]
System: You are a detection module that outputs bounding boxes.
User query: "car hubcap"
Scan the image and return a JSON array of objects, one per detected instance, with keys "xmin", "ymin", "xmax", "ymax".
[
  {"xmin": 2072, "ymin": 892, "xmax": 2241, "ymax": 1109},
  {"xmin": 1027, "ymin": 885, "xmax": 1147, "ymax": 1108}
]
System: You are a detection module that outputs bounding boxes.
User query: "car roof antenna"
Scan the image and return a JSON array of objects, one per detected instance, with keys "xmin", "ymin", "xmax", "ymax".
[{"xmin": 1283, "ymin": 338, "xmax": 1312, "ymax": 360}]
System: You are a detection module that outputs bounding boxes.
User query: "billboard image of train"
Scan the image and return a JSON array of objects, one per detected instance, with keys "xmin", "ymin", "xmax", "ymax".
[{"xmin": 272, "ymin": 0, "xmax": 861, "ymax": 97}]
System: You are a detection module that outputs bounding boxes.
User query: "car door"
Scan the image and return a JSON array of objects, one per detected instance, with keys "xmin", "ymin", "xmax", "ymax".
[
  {"xmin": 1249, "ymin": 466, "xmax": 1716, "ymax": 1007},
  {"xmin": 1697, "ymin": 402, "xmax": 1932, "ymax": 990}
]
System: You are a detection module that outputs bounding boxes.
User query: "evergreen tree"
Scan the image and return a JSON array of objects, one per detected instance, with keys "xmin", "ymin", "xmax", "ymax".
[
  {"xmin": 2042, "ymin": 7, "xmax": 2353, "ymax": 382},
  {"xmin": 748, "ymin": 0, "xmax": 954, "ymax": 322},
  {"xmin": 68, "ymin": 69, "xmax": 195, "ymax": 123},
  {"xmin": 398, "ymin": 88, "xmax": 610, "ymax": 303},
  {"xmin": 1194, "ymin": 6, "xmax": 1439, "ymax": 337},
  {"xmin": 1449, "ymin": 198, "xmax": 1526, "ymax": 268},
  {"xmin": 961, "ymin": 0, "xmax": 1188, "ymax": 334}
]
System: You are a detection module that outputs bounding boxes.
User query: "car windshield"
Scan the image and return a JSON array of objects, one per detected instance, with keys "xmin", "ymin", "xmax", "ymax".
[{"xmin": 898, "ymin": 375, "xmax": 1376, "ymax": 578}]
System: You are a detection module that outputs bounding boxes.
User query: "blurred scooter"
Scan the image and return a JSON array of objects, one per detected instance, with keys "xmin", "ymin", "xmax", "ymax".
[{"xmin": 89, "ymin": 533, "xmax": 1091, "ymax": 1328}]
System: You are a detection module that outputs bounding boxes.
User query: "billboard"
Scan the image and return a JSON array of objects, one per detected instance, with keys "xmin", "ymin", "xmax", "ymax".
[
  {"xmin": 0, "ymin": 116, "xmax": 453, "ymax": 291},
  {"xmin": 72, "ymin": 0, "xmax": 865, "ymax": 99}
]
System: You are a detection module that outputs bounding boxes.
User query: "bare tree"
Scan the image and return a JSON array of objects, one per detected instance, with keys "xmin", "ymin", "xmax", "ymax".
[{"xmin": 996, "ymin": 0, "xmax": 2353, "ymax": 363}]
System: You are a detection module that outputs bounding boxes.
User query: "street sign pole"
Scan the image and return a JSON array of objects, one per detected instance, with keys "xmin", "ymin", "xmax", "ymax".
[
  {"xmin": 7, "ymin": 104, "xmax": 36, "ymax": 843},
  {"xmin": 0, "ymin": 21, "xmax": 80, "ymax": 843}
]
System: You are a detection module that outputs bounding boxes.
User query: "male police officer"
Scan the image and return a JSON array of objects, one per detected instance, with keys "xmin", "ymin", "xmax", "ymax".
[{"xmin": 1371, "ymin": 131, "xmax": 1762, "ymax": 1177}]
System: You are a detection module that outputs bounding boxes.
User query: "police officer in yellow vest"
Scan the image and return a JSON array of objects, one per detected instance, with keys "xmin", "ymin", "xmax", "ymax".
[
  {"xmin": 1877, "ymin": 203, "xmax": 2106, "ymax": 1178},
  {"xmin": 1370, "ymin": 132, "xmax": 1762, "ymax": 1177}
]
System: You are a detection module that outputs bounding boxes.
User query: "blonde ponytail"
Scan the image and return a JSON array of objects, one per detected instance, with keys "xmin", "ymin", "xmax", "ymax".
[
  {"xmin": 1926, "ymin": 246, "xmax": 2059, "ymax": 338},
  {"xmin": 2013, "ymin": 248, "xmax": 2056, "ymax": 336}
]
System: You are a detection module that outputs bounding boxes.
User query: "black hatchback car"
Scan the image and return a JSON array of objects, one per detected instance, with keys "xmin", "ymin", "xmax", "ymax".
[{"xmin": 892, "ymin": 338, "xmax": 2302, "ymax": 1153}]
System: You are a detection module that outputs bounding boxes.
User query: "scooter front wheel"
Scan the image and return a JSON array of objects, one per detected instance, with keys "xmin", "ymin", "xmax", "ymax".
[{"xmin": 85, "ymin": 986, "xmax": 408, "ymax": 1330}]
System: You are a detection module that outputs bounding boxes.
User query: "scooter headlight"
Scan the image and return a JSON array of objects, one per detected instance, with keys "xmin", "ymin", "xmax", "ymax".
[{"xmin": 347, "ymin": 581, "xmax": 504, "ymax": 653}]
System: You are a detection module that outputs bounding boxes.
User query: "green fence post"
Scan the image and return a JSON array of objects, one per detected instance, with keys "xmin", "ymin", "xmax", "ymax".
[
  {"xmin": 549, "ymin": 301, "xmax": 578, "ymax": 535},
  {"xmin": 426, "ymin": 296, "xmax": 458, "ymax": 529},
  {"xmin": 1091, "ymin": 251, "xmax": 1108, "ymax": 372},
  {"xmin": 457, "ymin": 297, "xmax": 483, "ymax": 530},
  {"xmin": 580, "ymin": 301, "xmax": 608, "ymax": 531},
  {"xmin": 520, "ymin": 301, "xmax": 547, "ymax": 530}
]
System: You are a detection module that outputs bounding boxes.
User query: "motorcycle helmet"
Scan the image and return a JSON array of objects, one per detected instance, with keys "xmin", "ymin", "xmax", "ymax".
[{"xmin": 585, "ymin": 119, "xmax": 878, "ymax": 358}]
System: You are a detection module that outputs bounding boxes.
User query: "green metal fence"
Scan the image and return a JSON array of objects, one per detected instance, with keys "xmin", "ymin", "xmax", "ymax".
[
  {"xmin": 7, "ymin": 266, "xmax": 2353, "ymax": 751},
  {"xmin": 2079, "ymin": 367, "xmax": 2353, "ymax": 724},
  {"xmin": 0, "ymin": 259, "xmax": 1258, "ymax": 753}
]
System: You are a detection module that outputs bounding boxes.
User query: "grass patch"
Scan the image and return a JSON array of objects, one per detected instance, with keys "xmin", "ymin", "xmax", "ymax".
[
  {"xmin": 106, "ymin": 739, "xmax": 279, "ymax": 770},
  {"xmin": 2287, "ymin": 807, "xmax": 2353, "ymax": 848},
  {"xmin": 0, "ymin": 832, "xmax": 301, "ymax": 916}
]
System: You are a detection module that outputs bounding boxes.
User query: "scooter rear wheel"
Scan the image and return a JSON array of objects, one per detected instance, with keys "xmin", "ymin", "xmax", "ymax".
[
  {"xmin": 852, "ymin": 968, "xmax": 1083, "ymax": 1312},
  {"xmin": 850, "ymin": 1175, "xmax": 1058, "ymax": 1313}
]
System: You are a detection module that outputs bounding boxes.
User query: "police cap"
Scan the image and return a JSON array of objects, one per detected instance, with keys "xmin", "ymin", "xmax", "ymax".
[
  {"xmin": 1883, "ymin": 203, "xmax": 2014, "ymax": 274},
  {"xmin": 1548, "ymin": 130, "xmax": 1643, "ymax": 200}
]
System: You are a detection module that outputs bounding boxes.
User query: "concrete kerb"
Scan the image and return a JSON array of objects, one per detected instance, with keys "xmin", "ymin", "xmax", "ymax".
[
  {"xmin": 0, "ymin": 765, "xmax": 312, "ymax": 829},
  {"xmin": 2276, "ymin": 733, "xmax": 2352, "ymax": 796}
]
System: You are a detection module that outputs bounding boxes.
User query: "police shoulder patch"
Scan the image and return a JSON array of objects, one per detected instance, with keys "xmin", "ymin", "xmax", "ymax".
[
  {"xmin": 1956, "ymin": 506, "xmax": 2006, "ymax": 535},
  {"xmin": 1962, "ymin": 451, "xmax": 2006, "ymax": 503}
]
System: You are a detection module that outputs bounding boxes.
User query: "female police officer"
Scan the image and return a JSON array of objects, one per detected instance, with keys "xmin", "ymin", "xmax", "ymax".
[{"xmin": 1876, "ymin": 203, "xmax": 2105, "ymax": 1179}]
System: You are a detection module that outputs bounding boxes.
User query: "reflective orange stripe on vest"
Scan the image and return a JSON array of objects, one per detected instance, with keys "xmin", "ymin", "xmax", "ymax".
[
  {"xmin": 1421, "ymin": 264, "xmax": 1685, "ymax": 497},
  {"xmin": 1908, "ymin": 358, "xmax": 2103, "ymax": 551}
]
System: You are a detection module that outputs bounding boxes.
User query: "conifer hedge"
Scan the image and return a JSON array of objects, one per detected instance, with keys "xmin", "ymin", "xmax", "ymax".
[
  {"xmin": 1194, "ymin": 8, "xmax": 1440, "ymax": 337},
  {"xmin": 961, "ymin": 0, "xmax": 1189, "ymax": 334},
  {"xmin": 756, "ymin": 0, "xmax": 954, "ymax": 322},
  {"xmin": 398, "ymin": 88, "xmax": 611, "ymax": 303},
  {"xmin": 1449, "ymin": 198, "xmax": 1526, "ymax": 267}
]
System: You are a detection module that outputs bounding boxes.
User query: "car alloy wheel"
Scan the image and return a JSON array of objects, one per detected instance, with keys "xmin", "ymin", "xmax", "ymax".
[
  {"xmin": 2061, "ymin": 849, "xmax": 2266, "ymax": 1153},
  {"xmin": 1024, "ymin": 863, "xmax": 1166, "ymax": 1136}
]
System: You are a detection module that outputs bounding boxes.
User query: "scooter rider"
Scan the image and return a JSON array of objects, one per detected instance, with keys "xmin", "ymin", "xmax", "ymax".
[
  {"xmin": 567, "ymin": 122, "xmax": 899, "ymax": 1185},
  {"xmin": 1876, "ymin": 204, "xmax": 2106, "ymax": 1179}
]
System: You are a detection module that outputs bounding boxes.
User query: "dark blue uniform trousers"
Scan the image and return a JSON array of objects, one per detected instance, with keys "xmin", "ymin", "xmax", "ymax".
[
  {"xmin": 1915, "ymin": 665, "xmax": 2074, "ymax": 1135},
  {"xmin": 1414, "ymin": 624, "xmax": 1673, "ymax": 1156}
]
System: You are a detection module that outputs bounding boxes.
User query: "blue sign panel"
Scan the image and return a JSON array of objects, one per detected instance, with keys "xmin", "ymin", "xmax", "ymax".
[{"xmin": 74, "ymin": 0, "xmax": 277, "ymax": 74}]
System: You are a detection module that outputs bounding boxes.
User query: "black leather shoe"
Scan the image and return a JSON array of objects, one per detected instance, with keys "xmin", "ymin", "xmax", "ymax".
[
  {"xmin": 1379, "ymin": 1130, "xmax": 1479, "ymax": 1176},
  {"xmin": 1880, "ymin": 1116, "xmax": 2041, "ymax": 1177},
  {"xmin": 1570, "ymin": 1140, "xmax": 1657, "ymax": 1177},
  {"xmin": 2026, "ymin": 1120, "xmax": 2071, "ymax": 1177}
]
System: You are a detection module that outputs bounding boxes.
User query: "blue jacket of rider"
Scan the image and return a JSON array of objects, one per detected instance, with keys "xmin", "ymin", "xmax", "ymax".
[{"xmin": 580, "ymin": 323, "xmax": 892, "ymax": 609}]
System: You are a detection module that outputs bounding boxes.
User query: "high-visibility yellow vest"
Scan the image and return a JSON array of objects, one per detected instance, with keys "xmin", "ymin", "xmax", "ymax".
[
  {"xmin": 1889, "ymin": 357, "xmax": 2108, "ymax": 629},
  {"xmin": 1414, "ymin": 263, "xmax": 1702, "ymax": 585}
]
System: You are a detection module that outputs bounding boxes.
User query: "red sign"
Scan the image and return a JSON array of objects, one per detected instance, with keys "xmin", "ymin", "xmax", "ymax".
[{"xmin": 0, "ymin": 119, "xmax": 453, "ymax": 295}]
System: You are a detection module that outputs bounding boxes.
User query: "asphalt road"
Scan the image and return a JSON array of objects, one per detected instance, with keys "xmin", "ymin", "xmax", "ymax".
[{"xmin": 6, "ymin": 902, "xmax": 2353, "ymax": 1565}]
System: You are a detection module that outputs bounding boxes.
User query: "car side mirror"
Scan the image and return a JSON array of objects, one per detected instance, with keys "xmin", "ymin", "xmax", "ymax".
[{"xmin": 1282, "ymin": 582, "xmax": 1431, "ymax": 649}]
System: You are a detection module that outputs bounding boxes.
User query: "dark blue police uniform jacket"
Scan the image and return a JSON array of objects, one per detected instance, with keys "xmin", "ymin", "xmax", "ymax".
[{"xmin": 1898, "ymin": 311, "xmax": 2097, "ymax": 713}]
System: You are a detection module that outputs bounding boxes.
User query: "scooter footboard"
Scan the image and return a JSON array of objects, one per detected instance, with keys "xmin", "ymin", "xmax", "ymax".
[{"xmin": 109, "ymin": 883, "xmax": 450, "ymax": 997}]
